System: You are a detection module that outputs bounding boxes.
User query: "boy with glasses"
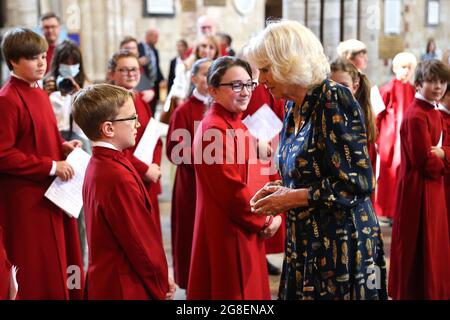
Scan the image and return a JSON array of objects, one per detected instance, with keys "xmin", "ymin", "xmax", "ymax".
[{"xmin": 72, "ymin": 84, "xmax": 175, "ymax": 300}]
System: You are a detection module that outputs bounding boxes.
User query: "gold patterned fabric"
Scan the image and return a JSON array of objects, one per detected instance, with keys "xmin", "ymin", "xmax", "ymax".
[{"xmin": 277, "ymin": 79, "xmax": 387, "ymax": 300}]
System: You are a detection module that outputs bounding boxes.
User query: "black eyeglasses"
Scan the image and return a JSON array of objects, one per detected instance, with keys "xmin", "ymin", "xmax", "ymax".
[
  {"xmin": 117, "ymin": 67, "xmax": 139, "ymax": 75},
  {"xmin": 108, "ymin": 114, "xmax": 139, "ymax": 124},
  {"xmin": 218, "ymin": 81, "xmax": 257, "ymax": 93}
]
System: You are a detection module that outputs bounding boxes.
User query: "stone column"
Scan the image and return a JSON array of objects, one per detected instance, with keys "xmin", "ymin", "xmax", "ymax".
[
  {"xmin": 282, "ymin": 0, "xmax": 305, "ymax": 25},
  {"xmin": 5, "ymin": 0, "xmax": 39, "ymax": 27},
  {"xmin": 358, "ymin": 0, "xmax": 381, "ymax": 81},
  {"xmin": 322, "ymin": 0, "xmax": 341, "ymax": 61},
  {"xmin": 306, "ymin": 0, "xmax": 321, "ymax": 39},
  {"xmin": 343, "ymin": 0, "xmax": 358, "ymax": 40}
]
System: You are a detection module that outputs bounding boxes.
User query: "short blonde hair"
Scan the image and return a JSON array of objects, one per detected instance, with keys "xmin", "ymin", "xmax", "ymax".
[
  {"xmin": 392, "ymin": 52, "xmax": 417, "ymax": 71},
  {"xmin": 246, "ymin": 20, "xmax": 329, "ymax": 88}
]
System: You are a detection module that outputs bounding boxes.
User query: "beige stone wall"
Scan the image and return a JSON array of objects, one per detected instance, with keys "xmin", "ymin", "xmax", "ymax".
[
  {"xmin": 3, "ymin": 0, "xmax": 448, "ymax": 87},
  {"xmin": 7, "ymin": 0, "xmax": 265, "ymax": 82}
]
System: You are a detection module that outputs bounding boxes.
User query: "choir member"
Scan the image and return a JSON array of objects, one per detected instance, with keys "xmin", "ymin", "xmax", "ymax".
[
  {"xmin": 389, "ymin": 60, "xmax": 450, "ymax": 299},
  {"xmin": 0, "ymin": 28, "xmax": 83, "ymax": 299},
  {"xmin": 376, "ymin": 52, "xmax": 417, "ymax": 221},
  {"xmin": 72, "ymin": 84, "xmax": 175, "ymax": 300},
  {"xmin": 166, "ymin": 58, "xmax": 212, "ymax": 290},
  {"xmin": 187, "ymin": 57, "xmax": 279, "ymax": 300}
]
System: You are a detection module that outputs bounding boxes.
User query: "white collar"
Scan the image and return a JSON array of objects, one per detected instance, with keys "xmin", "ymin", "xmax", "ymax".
[
  {"xmin": 92, "ymin": 141, "xmax": 120, "ymax": 151},
  {"xmin": 415, "ymin": 92, "xmax": 437, "ymax": 108},
  {"xmin": 11, "ymin": 72, "xmax": 39, "ymax": 88},
  {"xmin": 438, "ymin": 104, "xmax": 450, "ymax": 115},
  {"xmin": 193, "ymin": 88, "xmax": 209, "ymax": 103}
]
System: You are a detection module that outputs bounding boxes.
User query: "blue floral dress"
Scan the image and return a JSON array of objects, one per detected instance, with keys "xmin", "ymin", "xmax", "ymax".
[{"xmin": 277, "ymin": 79, "xmax": 387, "ymax": 300}]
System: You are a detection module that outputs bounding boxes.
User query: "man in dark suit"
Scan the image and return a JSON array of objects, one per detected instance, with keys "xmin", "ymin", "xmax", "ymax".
[{"xmin": 138, "ymin": 29, "xmax": 164, "ymax": 115}]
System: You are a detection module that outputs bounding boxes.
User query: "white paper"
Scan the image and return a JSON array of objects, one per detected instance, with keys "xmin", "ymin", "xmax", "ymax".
[
  {"xmin": 9, "ymin": 265, "xmax": 18, "ymax": 300},
  {"xmin": 370, "ymin": 85, "xmax": 386, "ymax": 116},
  {"xmin": 242, "ymin": 104, "xmax": 283, "ymax": 141},
  {"xmin": 134, "ymin": 118, "xmax": 168, "ymax": 165},
  {"xmin": 45, "ymin": 148, "xmax": 91, "ymax": 218},
  {"xmin": 437, "ymin": 131, "xmax": 443, "ymax": 148}
]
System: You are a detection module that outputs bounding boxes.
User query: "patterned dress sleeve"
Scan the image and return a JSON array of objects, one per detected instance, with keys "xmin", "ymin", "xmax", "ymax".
[{"xmin": 308, "ymin": 85, "xmax": 375, "ymax": 209}]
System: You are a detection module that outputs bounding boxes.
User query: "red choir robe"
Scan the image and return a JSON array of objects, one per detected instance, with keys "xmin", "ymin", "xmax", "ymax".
[
  {"xmin": 166, "ymin": 95, "xmax": 206, "ymax": 289},
  {"xmin": 242, "ymin": 84, "xmax": 286, "ymax": 254},
  {"xmin": 83, "ymin": 146, "xmax": 168, "ymax": 299},
  {"xmin": 375, "ymin": 78, "xmax": 415, "ymax": 218},
  {"xmin": 389, "ymin": 98, "xmax": 450, "ymax": 300},
  {"xmin": 0, "ymin": 226, "xmax": 11, "ymax": 300},
  {"xmin": 440, "ymin": 107, "xmax": 450, "ymax": 231},
  {"xmin": 124, "ymin": 92, "xmax": 163, "ymax": 237},
  {"xmin": 187, "ymin": 103, "xmax": 271, "ymax": 300},
  {"xmin": 0, "ymin": 76, "xmax": 83, "ymax": 299}
]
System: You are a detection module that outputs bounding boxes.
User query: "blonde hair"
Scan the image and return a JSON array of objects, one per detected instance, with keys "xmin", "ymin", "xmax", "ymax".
[
  {"xmin": 246, "ymin": 20, "xmax": 329, "ymax": 88},
  {"xmin": 392, "ymin": 52, "xmax": 417, "ymax": 71},
  {"xmin": 72, "ymin": 84, "xmax": 133, "ymax": 141}
]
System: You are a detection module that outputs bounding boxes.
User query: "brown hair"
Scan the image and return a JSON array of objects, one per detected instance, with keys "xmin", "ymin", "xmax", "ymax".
[
  {"xmin": 119, "ymin": 36, "xmax": 138, "ymax": 49},
  {"xmin": 1, "ymin": 28, "xmax": 48, "ymax": 70},
  {"xmin": 72, "ymin": 84, "xmax": 133, "ymax": 141},
  {"xmin": 107, "ymin": 50, "xmax": 139, "ymax": 73},
  {"xmin": 207, "ymin": 56, "xmax": 252, "ymax": 88},
  {"xmin": 415, "ymin": 59, "xmax": 450, "ymax": 87},
  {"xmin": 49, "ymin": 40, "xmax": 87, "ymax": 88},
  {"xmin": 331, "ymin": 58, "xmax": 377, "ymax": 143},
  {"xmin": 40, "ymin": 12, "xmax": 61, "ymax": 23}
]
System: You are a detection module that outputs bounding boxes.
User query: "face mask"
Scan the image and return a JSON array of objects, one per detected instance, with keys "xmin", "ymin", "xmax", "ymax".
[{"xmin": 59, "ymin": 63, "xmax": 80, "ymax": 78}]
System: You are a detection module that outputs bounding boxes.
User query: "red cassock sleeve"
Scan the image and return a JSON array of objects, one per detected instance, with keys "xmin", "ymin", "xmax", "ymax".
[
  {"xmin": 197, "ymin": 126, "xmax": 266, "ymax": 233},
  {"xmin": 406, "ymin": 116, "xmax": 445, "ymax": 179},
  {"xmin": 166, "ymin": 105, "xmax": 194, "ymax": 168},
  {"xmin": 0, "ymin": 95, "xmax": 53, "ymax": 181},
  {"xmin": 101, "ymin": 174, "xmax": 168, "ymax": 299}
]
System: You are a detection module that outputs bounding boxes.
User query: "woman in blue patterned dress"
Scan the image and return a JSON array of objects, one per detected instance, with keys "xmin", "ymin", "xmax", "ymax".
[{"xmin": 247, "ymin": 20, "xmax": 387, "ymax": 300}]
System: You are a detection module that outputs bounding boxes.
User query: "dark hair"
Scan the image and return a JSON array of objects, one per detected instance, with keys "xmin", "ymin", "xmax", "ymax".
[
  {"xmin": 1, "ymin": 28, "xmax": 48, "ymax": 70},
  {"xmin": 40, "ymin": 12, "xmax": 61, "ymax": 23},
  {"xmin": 221, "ymin": 34, "xmax": 232, "ymax": 46},
  {"xmin": 177, "ymin": 39, "xmax": 188, "ymax": 49},
  {"xmin": 331, "ymin": 58, "xmax": 377, "ymax": 143},
  {"xmin": 120, "ymin": 36, "xmax": 138, "ymax": 49},
  {"xmin": 415, "ymin": 59, "xmax": 450, "ymax": 87},
  {"xmin": 426, "ymin": 38, "xmax": 436, "ymax": 54},
  {"xmin": 207, "ymin": 56, "xmax": 252, "ymax": 88},
  {"xmin": 48, "ymin": 40, "xmax": 86, "ymax": 88},
  {"xmin": 72, "ymin": 84, "xmax": 133, "ymax": 141}
]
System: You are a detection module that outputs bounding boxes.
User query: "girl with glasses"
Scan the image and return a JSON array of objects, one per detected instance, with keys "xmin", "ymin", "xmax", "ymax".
[{"xmin": 187, "ymin": 56, "xmax": 278, "ymax": 300}]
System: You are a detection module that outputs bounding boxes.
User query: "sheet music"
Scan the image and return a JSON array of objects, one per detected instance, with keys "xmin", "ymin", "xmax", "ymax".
[
  {"xmin": 44, "ymin": 148, "xmax": 91, "ymax": 218},
  {"xmin": 370, "ymin": 85, "xmax": 387, "ymax": 116},
  {"xmin": 242, "ymin": 104, "xmax": 283, "ymax": 141},
  {"xmin": 134, "ymin": 118, "xmax": 168, "ymax": 165}
]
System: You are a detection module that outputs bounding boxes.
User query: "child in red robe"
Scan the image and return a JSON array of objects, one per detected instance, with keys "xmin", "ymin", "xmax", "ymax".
[
  {"xmin": 389, "ymin": 60, "xmax": 450, "ymax": 300},
  {"xmin": 439, "ymin": 84, "xmax": 450, "ymax": 232},
  {"xmin": 376, "ymin": 52, "xmax": 417, "ymax": 221},
  {"xmin": 0, "ymin": 28, "xmax": 83, "ymax": 299},
  {"xmin": 72, "ymin": 84, "xmax": 175, "ymax": 300},
  {"xmin": 108, "ymin": 51, "xmax": 164, "ymax": 237},
  {"xmin": 166, "ymin": 58, "xmax": 212, "ymax": 290},
  {"xmin": 187, "ymin": 57, "xmax": 280, "ymax": 300}
]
